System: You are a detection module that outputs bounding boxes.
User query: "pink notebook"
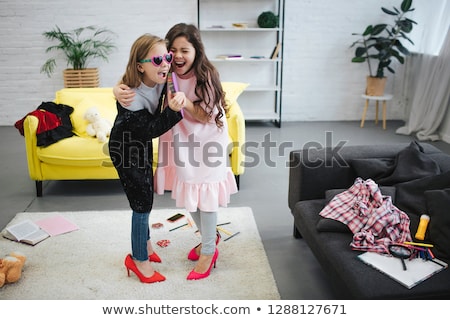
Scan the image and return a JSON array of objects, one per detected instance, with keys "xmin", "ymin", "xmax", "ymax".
[{"xmin": 35, "ymin": 215, "xmax": 79, "ymax": 237}]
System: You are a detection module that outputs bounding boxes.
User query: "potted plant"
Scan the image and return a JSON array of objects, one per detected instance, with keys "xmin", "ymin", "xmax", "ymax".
[
  {"xmin": 350, "ymin": 0, "xmax": 417, "ymax": 96},
  {"xmin": 41, "ymin": 25, "xmax": 116, "ymax": 88}
]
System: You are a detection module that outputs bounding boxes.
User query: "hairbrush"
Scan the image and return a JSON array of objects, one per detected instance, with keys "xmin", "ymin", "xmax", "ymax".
[{"xmin": 167, "ymin": 72, "xmax": 179, "ymax": 93}]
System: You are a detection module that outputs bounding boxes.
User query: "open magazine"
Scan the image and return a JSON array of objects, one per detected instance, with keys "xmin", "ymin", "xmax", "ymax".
[{"xmin": 2, "ymin": 219, "xmax": 49, "ymax": 245}]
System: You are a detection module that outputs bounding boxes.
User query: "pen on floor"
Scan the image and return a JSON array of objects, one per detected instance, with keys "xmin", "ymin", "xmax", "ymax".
[
  {"xmin": 224, "ymin": 231, "xmax": 240, "ymax": 241},
  {"xmin": 217, "ymin": 222, "xmax": 231, "ymax": 226},
  {"xmin": 427, "ymin": 248, "xmax": 435, "ymax": 259},
  {"xmin": 405, "ymin": 244, "xmax": 426, "ymax": 252},
  {"xmin": 216, "ymin": 226, "xmax": 232, "ymax": 235},
  {"xmin": 169, "ymin": 223, "xmax": 188, "ymax": 232}
]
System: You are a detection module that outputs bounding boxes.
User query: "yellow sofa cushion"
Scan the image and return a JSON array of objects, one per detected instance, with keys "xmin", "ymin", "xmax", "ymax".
[
  {"xmin": 55, "ymin": 88, "xmax": 116, "ymax": 106},
  {"xmin": 221, "ymin": 82, "xmax": 249, "ymax": 107},
  {"xmin": 54, "ymin": 88, "xmax": 117, "ymax": 138},
  {"xmin": 37, "ymin": 136, "xmax": 112, "ymax": 167},
  {"xmin": 71, "ymin": 97, "xmax": 116, "ymax": 137}
]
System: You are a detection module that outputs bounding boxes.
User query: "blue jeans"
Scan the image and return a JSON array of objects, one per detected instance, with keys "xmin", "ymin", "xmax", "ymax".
[{"xmin": 131, "ymin": 211, "xmax": 150, "ymax": 261}]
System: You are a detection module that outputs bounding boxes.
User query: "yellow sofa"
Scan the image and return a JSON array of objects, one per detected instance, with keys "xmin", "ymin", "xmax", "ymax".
[{"xmin": 23, "ymin": 84, "xmax": 246, "ymax": 196}]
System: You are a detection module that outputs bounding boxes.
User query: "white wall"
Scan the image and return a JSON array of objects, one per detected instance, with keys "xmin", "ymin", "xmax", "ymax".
[
  {"xmin": 0, "ymin": 0, "xmax": 447, "ymax": 133},
  {"xmin": 0, "ymin": 0, "xmax": 197, "ymax": 126}
]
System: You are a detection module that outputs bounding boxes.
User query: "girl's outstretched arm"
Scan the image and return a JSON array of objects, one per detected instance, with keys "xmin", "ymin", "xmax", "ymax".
[{"xmin": 113, "ymin": 83, "xmax": 135, "ymax": 107}]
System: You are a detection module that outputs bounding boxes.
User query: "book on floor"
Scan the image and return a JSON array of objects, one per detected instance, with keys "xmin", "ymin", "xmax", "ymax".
[
  {"xmin": 358, "ymin": 251, "xmax": 448, "ymax": 289},
  {"xmin": 2, "ymin": 219, "xmax": 50, "ymax": 245},
  {"xmin": 2, "ymin": 214, "xmax": 79, "ymax": 245}
]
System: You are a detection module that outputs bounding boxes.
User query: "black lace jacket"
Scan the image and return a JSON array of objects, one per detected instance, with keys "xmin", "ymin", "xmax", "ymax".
[{"xmin": 108, "ymin": 102, "xmax": 182, "ymax": 213}]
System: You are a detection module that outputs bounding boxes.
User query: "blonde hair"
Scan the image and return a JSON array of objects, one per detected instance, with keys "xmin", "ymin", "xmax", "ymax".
[{"xmin": 120, "ymin": 34, "xmax": 167, "ymax": 88}]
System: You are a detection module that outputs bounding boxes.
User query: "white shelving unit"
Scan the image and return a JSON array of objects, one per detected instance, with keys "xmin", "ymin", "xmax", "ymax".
[{"xmin": 197, "ymin": 0, "xmax": 284, "ymax": 126}]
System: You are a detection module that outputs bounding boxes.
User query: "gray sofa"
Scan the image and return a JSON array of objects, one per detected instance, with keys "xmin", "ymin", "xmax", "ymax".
[{"xmin": 288, "ymin": 142, "xmax": 450, "ymax": 299}]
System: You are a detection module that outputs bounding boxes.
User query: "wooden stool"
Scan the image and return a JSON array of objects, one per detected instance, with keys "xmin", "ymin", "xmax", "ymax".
[{"xmin": 360, "ymin": 94, "xmax": 393, "ymax": 130}]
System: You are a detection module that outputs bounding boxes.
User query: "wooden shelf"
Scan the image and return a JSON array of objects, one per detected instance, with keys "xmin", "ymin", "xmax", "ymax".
[{"xmin": 198, "ymin": 0, "xmax": 284, "ymax": 126}]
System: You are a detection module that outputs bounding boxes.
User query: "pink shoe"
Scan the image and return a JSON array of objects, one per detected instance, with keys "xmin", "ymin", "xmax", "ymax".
[
  {"xmin": 187, "ymin": 244, "xmax": 201, "ymax": 261},
  {"xmin": 186, "ymin": 249, "xmax": 219, "ymax": 280},
  {"xmin": 187, "ymin": 231, "xmax": 221, "ymax": 261}
]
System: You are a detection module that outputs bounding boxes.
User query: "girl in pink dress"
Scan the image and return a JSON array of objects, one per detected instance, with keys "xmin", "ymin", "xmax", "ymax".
[
  {"xmin": 159, "ymin": 23, "xmax": 238, "ymax": 280},
  {"xmin": 114, "ymin": 24, "xmax": 238, "ymax": 280}
]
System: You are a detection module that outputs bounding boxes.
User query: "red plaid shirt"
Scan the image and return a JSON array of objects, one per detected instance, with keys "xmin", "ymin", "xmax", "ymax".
[{"xmin": 319, "ymin": 178, "xmax": 412, "ymax": 253}]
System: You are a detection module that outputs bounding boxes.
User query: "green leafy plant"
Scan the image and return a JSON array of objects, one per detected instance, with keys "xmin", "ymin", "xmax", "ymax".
[
  {"xmin": 41, "ymin": 25, "xmax": 117, "ymax": 77},
  {"xmin": 350, "ymin": 0, "xmax": 417, "ymax": 78}
]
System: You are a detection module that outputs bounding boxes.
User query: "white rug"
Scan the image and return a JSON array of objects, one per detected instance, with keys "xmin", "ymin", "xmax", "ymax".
[{"xmin": 0, "ymin": 207, "xmax": 280, "ymax": 300}]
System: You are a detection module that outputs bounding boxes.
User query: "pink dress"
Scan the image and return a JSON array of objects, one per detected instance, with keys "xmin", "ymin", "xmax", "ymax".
[{"xmin": 154, "ymin": 71, "xmax": 238, "ymax": 212}]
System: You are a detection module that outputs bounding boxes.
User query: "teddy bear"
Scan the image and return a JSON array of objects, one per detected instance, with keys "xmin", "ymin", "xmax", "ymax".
[
  {"xmin": 84, "ymin": 106, "xmax": 112, "ymax": 143},
  {"xmin": 0, "ymin": 251, "xmax": 26, "ymax": 287}
]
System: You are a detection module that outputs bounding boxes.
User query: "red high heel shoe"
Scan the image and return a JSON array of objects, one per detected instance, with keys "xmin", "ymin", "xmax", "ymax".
[
  {"xmin": 124, "ymin": 254, "xmax": 166, "ymax": 283},
  {"xmin": 187, "ymin": 231, "xmax": 221, "ymax": 261},
  {"xmin": 187, "ymin": 249, "xmax": 219, "ymax": 280},
  {"xmin": 149, "ymin": 252, "xmax": 161, "ymax": 263}
]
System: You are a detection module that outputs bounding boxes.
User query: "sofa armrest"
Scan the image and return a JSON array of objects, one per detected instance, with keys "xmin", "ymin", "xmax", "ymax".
[
  {"xmin": 227, "ymin": 101, "xmax": 245, "ymax": 176},
  {"xmin": 23, "ymin": 115, "xmax": 43, "ymax": 180}
]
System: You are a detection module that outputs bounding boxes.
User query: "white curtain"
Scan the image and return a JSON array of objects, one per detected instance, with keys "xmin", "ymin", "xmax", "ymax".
[{"xmin": 396, "ymin": 1, "xmax": 450, "ymax": 141}]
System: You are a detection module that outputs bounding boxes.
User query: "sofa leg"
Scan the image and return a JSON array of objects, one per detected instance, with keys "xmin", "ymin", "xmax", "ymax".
[
  {"xmin": 235, "ymin": 175, "xmax": 240, "ymax": 190},
  {"xmin": 36, "ymin": 181, "xmax": 43, "ymax": 197},
  {"xmin": 293, "ymin": 224, "xmax": 302, "ymax": 239}
]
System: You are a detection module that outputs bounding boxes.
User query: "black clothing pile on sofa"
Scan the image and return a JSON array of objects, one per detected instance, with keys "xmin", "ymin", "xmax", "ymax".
[{"xmin": 288, "ymin": 142, "xmax": 450, "ymax": 299}]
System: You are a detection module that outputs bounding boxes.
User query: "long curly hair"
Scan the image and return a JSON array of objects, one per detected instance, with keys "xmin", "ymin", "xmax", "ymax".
[{"xmin": 165, "ymin": 23, "xmax": 226, "ymax": 128}]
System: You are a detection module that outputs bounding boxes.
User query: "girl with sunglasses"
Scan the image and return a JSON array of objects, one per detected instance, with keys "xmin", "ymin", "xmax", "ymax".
[
  {"xmin": 108, "ymin": 34, "xmax": 184, "ymax": 284},
  {"xmin": 114, "ymin": 24, "xmax": 238, "ymax": 281}
]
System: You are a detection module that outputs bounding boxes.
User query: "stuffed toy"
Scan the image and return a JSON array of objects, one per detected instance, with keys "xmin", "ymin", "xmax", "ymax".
[
  {"xmin": 84, "ymin": 107, "xmax": 112, "ymax": 143},
  {"xmin": 0, "ymin": 251, "xmax": 26, "ymax": 287}
]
